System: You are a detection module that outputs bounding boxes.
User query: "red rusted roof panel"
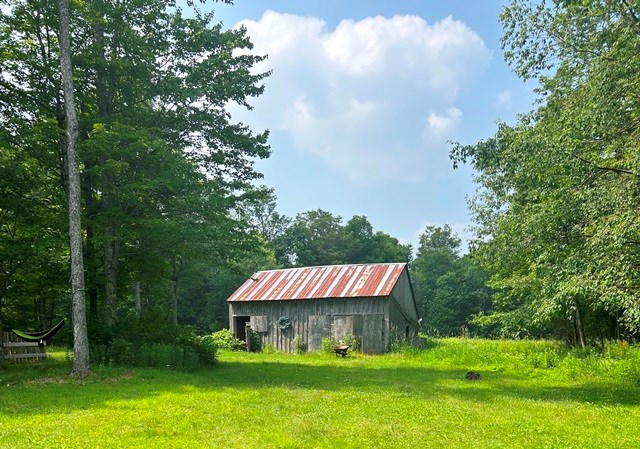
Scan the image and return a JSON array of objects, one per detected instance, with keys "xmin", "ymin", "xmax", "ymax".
[{"xmin": 227, "ymin": 263, "xmax": 406, "ymax": 302}]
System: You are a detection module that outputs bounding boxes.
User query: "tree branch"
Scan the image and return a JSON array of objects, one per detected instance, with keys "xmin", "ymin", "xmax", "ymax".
[{"xmin": 571, "ymin": 153, "xmax": 639, "ymax": 177}]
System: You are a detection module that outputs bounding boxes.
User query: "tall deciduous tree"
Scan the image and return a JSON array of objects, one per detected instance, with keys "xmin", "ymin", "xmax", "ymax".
[
  {"xmin": 59, "ymin": 0, "xmax": 89, "ymax": 376},
  {"xmin": 274, "ymin": 210, "xmax": 411, "ymax": 267},
  {"xmin": 411, "ymin": 225, "xmax": 491, "ymax": 336},
  {"xmin": 451, "ymin": 0, "xmax": 640, "ymax": 342},
  {"xmin": 0, "ymin": 1, "xmax": 271, "ymax": 337}
]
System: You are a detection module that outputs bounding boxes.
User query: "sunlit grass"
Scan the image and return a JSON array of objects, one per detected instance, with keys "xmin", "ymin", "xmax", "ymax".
[{"xmin": 1, "ymin": 341, "xmax": 639, "ymax": 448}]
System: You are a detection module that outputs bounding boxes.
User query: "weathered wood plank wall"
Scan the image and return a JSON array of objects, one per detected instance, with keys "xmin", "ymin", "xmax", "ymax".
[{"xmin": 230, "ymin": 297, "xmax": 388, "ymax": 353}]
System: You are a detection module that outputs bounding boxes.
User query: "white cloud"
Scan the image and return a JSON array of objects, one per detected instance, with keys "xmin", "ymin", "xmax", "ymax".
[
  {"xmin": 494, "ymin": 90, "xmax": 512, "ymax": 110},
  {"xmin": 427, "ymin": 107, "xmax": 462, "ymax": 135},
  {"xmin": 234, "ymin": 11, "xmax": 491, "ymax": 184}
]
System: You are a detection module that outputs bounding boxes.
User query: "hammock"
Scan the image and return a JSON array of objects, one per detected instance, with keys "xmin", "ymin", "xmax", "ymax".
[{"xmin": 12, "ymin": 319, "xmax": 65, "ymax": 346}]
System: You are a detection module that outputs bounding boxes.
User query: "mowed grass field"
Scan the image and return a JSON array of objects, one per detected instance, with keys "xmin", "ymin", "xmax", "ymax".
[{"xmin": 1, "ymin": 339, "xmax": 639, "ymax": 449}]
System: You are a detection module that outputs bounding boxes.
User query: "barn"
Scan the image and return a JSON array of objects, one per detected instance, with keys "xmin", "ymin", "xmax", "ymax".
[{"xmin": 227, "ymin": 262, "xmax": 420, "ymax": 353}]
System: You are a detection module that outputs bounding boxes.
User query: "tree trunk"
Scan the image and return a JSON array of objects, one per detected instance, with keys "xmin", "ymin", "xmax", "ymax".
[
  {"xmin": 574, "ymin": 300, "xmax": 586, "ymax": 349},
  {"xmin": 170, "ymin": 254, "xmax": 182, "ymax": 325},
  {"xmin": 103, "ymin": 232, "xmax": 119, "ymax": 326},
  {"xmin": 59, "ymin": 0, "xmax": 90, "ymax": 377},
  {"xmin": 90, "ymin": 5, "xmax": 119, "ymax": 327},
  {"xmin": 134, "ymin": 281, "xmax": 141, "ymax": 316},
  {"xmin": 172, "ymin": 279, "xmax": 178, "ymax": 325},
  {"xmin": 83, "ymin": 166, "xmax": 99, "ymax": 319}
]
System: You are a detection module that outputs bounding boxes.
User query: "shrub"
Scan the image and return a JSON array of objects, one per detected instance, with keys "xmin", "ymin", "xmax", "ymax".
[
  {"xmin": 84, "ymin": 306, "xmax": 220, "ymax": 369},
  {"xmin": 390, "ymin": 339, "xmax": 421, "ymax": 356},
  {"xmin": 340, "ymin": 334, "xmax": 361, "ymax": 352},
  {"xmin": 109, "ymin": 338, "xmax": 134, "ymax": 366},
  {"xmin": 193, "ymin": 335, "xmax": 218, "ymax": 365},
  {"xmin": 248, "ymin": 329, "xmax": 262, "ymax": 352},
  {"xmin": 322, "ymin": 337, "xmax": 335, "ymax": 354},
  {"xmin": 293, "ymin": 335, "xmax": 306, "ymax": 355},
  {"xmin": 211, "ymin": 329, "xmax": 246, "ymax": 351}
]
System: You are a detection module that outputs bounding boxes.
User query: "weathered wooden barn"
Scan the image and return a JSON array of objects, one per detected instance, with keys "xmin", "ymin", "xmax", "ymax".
[{"xmin": 227, "ymin": 263, "xmax": 420, "ymax": 353}]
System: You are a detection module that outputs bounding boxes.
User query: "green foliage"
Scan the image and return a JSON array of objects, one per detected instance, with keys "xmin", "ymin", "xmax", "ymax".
[
  {"xmin": 274, "ymin": 210, "xmax": 412, "ymax": 267},
  {"xmin": 411, "ymin": 225, "xmax": 493, "ymax": 336},
  {"xmin": 0, "ymin": 0, "xmax": 272, "ymax": 339},
  {"xmin": 248, "ymin": 328, "xmax": 262, "ymax": 353},
  {"xmin": 450, "ymin": 0, "xmax": 640, "ymax": 343},
  {"xmin": 292, "ymin": 335, "xmax": 306, "ymax": 355},
  {"xmin": 321, "ymin": 337, "xmax": 335, "ymax": 354},
  {"xmin": 211, "ymin": 329, "xmax": 246, "ymax": 351},
  {"xmin": 339, "ymin": 334, "xmax": 361, "ymax": 352},
  {"xmin": 88, "ymin": 309, "xmax": 217, "ymax": 368}
]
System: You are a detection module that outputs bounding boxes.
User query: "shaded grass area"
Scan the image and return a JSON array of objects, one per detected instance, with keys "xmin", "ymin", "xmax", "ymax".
[{"xmin": 1, "ymin": 341, "xmax": 639, "ymax": 448}]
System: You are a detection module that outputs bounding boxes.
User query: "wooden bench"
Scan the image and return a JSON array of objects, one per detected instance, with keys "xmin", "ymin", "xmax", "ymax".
[{"xmin": 2, "ymin": 332, "xmax": 47, "ymax": 362}]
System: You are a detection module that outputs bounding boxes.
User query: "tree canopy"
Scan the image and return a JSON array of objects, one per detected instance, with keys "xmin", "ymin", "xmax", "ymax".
[
  {"xmin": 0, "ymin": 0, "xmax": 272, "ymax": 341},
  {"xmin": 451, "ymin": 0, "xmax": 640, "ymax": 343}
]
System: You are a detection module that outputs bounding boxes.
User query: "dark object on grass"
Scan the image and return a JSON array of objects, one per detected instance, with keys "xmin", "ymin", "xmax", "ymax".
[
  {"xmin": 466, "ymin": 371, "xmax": 481, "ymax": 380},
  {"xmin": 12, "ymin": 319, "xmax": 65, "ymax": 347},
  {"xmin": 334, "ymin": 345, "xmax": 349, "ymax": 357}
]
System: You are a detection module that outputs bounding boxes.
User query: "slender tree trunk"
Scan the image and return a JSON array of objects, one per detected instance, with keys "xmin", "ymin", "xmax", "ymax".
[
  {"xmin": 103, "ymin": 231, "xmax": 119, "ymax": 326},
  {"xmin": 59, "ymin": 0, "xmax": 90, "ymax": 377},
  {"xmin": 89, "ymin": 3, "xmax": 119, "ymax": 326},
  {"xmin": 574, "ymin": 300, "xmax": 586, "ymax": 349},
  {"xmin": 85, "ymin": 223, "xmax": 99, "ymax": 319},
  {"xmin": 172, "ymin": 279, "xmax": 178, "ymax": 325},
  {"xmin": 83, "ymin": 167, "xmax": 99, "ymax": 319},
  {"xmin": 170, "ymin": 254, "xmax": 182, "ymax": 325},
  {"xmin": 134, "ymin": 281, "xmax": 141, "ymax": 316},
  {"xmin": 0, "ymin": 319, "xmax": 4, "ymax": 368}
]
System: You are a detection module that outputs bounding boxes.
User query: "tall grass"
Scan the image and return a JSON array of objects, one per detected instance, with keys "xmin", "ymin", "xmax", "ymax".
[{"xmin": 393, "ymin": 338, "xmax": 640, "ymax": 385}]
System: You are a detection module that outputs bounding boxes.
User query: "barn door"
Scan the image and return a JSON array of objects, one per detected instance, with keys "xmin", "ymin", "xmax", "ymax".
[
  {"xmin": 362, "ymin": 314, "xmax": 385, "ymax": 353},
  {"xmin": 331, "ymin": 315, "xmax": 353, "ymax": 343},
  {"xmin": 308, "ymin": 315, "xmax": 331, "ymax": 351}
]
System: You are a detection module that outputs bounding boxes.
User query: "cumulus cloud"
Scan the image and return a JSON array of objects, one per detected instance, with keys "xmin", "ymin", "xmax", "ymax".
[{"xmin": 234, "ymin": 11, "xmax": 491, "ymax": 184}]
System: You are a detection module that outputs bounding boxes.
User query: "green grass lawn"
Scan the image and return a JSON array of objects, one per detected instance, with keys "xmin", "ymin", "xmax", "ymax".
[{"xmin": 1, "ymin": 340, "xmax": 639, "ymax": 448}]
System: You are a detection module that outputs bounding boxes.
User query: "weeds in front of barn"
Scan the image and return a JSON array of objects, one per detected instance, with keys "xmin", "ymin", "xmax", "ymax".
[{"xmin": 1, "ymin": 340, "xmax": 639, "ymax": 448}]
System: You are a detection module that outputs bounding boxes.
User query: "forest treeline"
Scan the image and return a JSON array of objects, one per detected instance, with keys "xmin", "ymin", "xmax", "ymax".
[{"xmin": 1, "ymin": 0, "xmax": 639, "ymax": 357}]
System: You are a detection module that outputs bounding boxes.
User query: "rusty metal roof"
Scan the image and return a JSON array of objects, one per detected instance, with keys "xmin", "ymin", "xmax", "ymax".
[{"xmin": 227, "ymin": 263, "xmax": 407, "ymax": 302}]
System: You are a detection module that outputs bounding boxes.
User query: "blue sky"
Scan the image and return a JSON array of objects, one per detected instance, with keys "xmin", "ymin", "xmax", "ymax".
[{"xmin": 209, "ymin": 1, "xmax": 536, "ymax": 252}]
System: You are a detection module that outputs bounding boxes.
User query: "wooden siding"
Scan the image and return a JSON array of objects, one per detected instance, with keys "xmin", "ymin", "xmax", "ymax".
[
  {"xmin": 229, "ymin": 297, "xmax": 388, "ymax": 353},
  {"xmin": 389, "ymin": 269, "xmax": 419, "ymax": 325}
]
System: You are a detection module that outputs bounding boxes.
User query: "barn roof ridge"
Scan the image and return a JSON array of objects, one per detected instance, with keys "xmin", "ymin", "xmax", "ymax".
[
  {"xmin": 227, "ymin": 262, "xmax": 408, "ymax": 302},
  {"xmin": 254, "ymin": 261, "xmax": 406, "ymax": 273}
]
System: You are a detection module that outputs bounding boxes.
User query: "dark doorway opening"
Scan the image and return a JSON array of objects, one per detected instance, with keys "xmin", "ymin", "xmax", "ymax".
[{"xmin": 234, "ymin": 316, "xmax": 250, "ymax": 342}]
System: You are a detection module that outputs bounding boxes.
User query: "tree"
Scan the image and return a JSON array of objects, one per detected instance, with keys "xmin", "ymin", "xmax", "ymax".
[
  {"xmin": 59, "ymin": 0, "xmax": 89, "ymax": 375},
  {"xmin": 410, "ymin": 225, "xmax": 492, "ymax": 336},
  {"xmin": 0, "ymin": 1, "xmax": 272, "ymax": 340},
  {"xmin": 343, "ymin": 215, "xmax": 374, "ymax": 263},
  {"xmin": 451, "ymin": 0, "xmax": 640, "ymax": 342},
  {"xmin": 275, "ymin": 209, "xmax": 346, "ymax": 267},
  {"xmin": 273, "ymin": 211, "xmax": 412, "ymax": 267},
  {"xmin": 412, "ymin": 225, "xmax": 457, "ymax": 331}
]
